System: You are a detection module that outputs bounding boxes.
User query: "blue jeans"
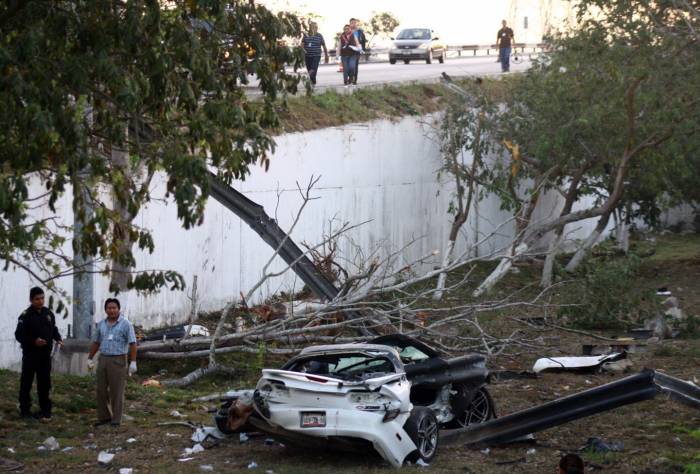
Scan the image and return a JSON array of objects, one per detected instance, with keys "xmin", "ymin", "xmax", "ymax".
[
  {"xmin": 499, "ymin": 46, "xmax": 511, "ymax": 72},
  {"xmin": 341, "ymin": 55, "xmax": 358, "ymax": 84}
]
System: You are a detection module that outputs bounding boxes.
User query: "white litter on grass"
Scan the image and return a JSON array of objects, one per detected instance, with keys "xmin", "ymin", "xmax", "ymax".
[
  {"xmin": 98, "ymin": 451, "xmax": 115, "ymax": 465},
  {"xmin": 61, "ymin": 447, "xmax": 74, "ymax": 452},
  {"xmin": 43, "ymin": 436, "xmax": 60, "ymax": 451},
  {"xmin": 37, "ymin": 446, "xmax": 47, "ymax": 451},
  {"xmin": 480, "ymin": 448, "xmax": 490, "ymax": 455},
  {"xmin": 192, "ymin": 426, "xmax": 227, "ymax": 443},
  {"xmin": 170, "ymin": 410, "xmax": 186, "ymax": 418},
  {"xmin": 200, "ymin": 465, "xmax": 214, "ymax": 471},
  {"xmin": 248, "ymin": 461, "xmax": 258, "ymax": 469},
  {"xmin": 239, "ymin": 433, "xmax": 249, "ymax": 443},
  {"xmin": 179, "ymin": 457, "xmax": 194, "ymax": 462},
  {"xmin": 166, "ymin": 432, "xmax": 180, "ymax": 438},
  {"xmin": 119, "ymin": 469, "xmax": 133, "ymax": 474},
  {"xmin": 126, "ymin": 438, "xmax": 137, "ymax": 444},
  {"xmin": 532, "ymin": 353, "xmax": 623, "ymax": 373},
  {"xmin": 7, "ymin": 448, "xmax": 15, "ymax": 454},
  {"xmin": 183, "ymin": 444, "xmax": 205, "ymax": 456},
  {"xmin": 184, "ymin": 324, "xmax": 210, "ymax": 337},
  {"xmin": 415, "ymin": 459, "xmax": 430, "ymax": 467},
  {"xmin": 526, "ymin": 448, "xmax": 537, "ymax": 455}
]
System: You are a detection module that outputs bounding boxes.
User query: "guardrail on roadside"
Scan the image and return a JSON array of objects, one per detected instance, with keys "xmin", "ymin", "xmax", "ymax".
[{"xmin": 328, "ymin": 43, "xmax": 548, "ymax": 60}]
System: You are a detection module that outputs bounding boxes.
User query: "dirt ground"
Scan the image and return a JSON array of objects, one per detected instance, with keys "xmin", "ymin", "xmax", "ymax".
[{"xmin": 1, "ymin": 233, "xmax": 698, "ymax": 473}]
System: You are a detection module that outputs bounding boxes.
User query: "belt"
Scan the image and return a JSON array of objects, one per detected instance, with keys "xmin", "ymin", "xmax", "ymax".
[{"xmin": 99, "ymin": 353, "xmax": 127, "ymax": 357}]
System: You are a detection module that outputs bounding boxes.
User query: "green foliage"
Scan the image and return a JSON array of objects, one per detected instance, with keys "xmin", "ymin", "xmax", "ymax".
[
  {"xmin": 0, "ymin": 1, "xmax": 305, "ymax": 293},
  {"xmin": 366, "ymin": 11, "xmax": 400, "ymax": 45},
  {"xmin": 559, "ymin": 254, "xmax": 643, "ymax": 329}
]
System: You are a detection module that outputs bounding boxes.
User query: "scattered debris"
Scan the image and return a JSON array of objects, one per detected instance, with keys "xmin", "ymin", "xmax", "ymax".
[
  {"xmin": 183, "ymin": 444, "xmax": 205, "ymax": 456},
  {"xmin": 526, "ymin": 448, "xmax": 537, "ymax": 455},
  {"xmin": 656, "ymin": 287, "xmax": 672, "ymax": 296},
  {"xmin": 480, "ymin": 448, "xmax": 490, "ymax": 455},
  {"xmin": 663, "ymin": 296, "xmax": 685, "ymax": 321},
  {"xmin": 142, "ymin": 379, "xmax": 162, "ymax": 388},
  {"xmin": 179, "ymin": 457, "xmax": 194, "ymax": 462},
  {"xmin": 264, "ymin": 438, "xmax": 275, "ymax": 446},
  {"xmin": 84, "ymin": 443, "xmax": 98, "ymax": 450},
  {"xmin": 582, "ymin": 341, "xmax": 646, "ymax": 356},
  {"xmin": 42, "ymin": 437, "xmax": 60, "ymax": 451},
  {"xmin": 119, "ymin": 469, "xmax": 133, "ymax": 474},
  {"xmin": 170, "ymin": 410, "xmax": 186, "ymax": 418},
  {"xmin": 5, "ymin": 448, "xmax": 15, "ymax": 454},
  {"xmin": 239, "ymin": 433, "xmax": 249, "ymax": 444},
  {"xmin": 248, "ymin": 461, "xmax": 258, "ymax": 469},
  {"xmin": 97, "ymin": 451, "xmax": 115, "ymax": 465},
  {"xmin": 0, "ymin": 457, "xmax": 23, "ymax": 471},
  {"xmin": 126, "ymin": 438, "xmax": 137, "ymax": 444},
  {"xmin": 415, "ymin": 459, "xmax": 430, "ymax": 467},
  {"xmin": 61, "ymin": 447, "xmax": 73, "ymax": 453},
  {"xmin": 200, "ymin": 465, "xmax": 214, "ymax": 472},
  {"xmin": 644, "ymin": 313, "xmax": 672, "ymax": 339},
  {"xmin": 601, "ymin": 358, "xmax": 634, "ymax": 373},
  {"xmin": 532, "ymin": 353, "xmax": 626, "ymax": 373},
  {"xmin": 122, "ymin": 414, "xmax": 135, "ymax": 422},
  {"xmin": 582, "ymin": 437, "xmax": 624, "ymax": 453}
]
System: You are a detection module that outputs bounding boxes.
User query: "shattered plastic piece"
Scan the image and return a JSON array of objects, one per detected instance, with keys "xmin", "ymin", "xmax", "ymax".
[
  {"xmin": 248, "ymin": 461, "xmax": 258, "ymax": 469},
  {"xmin": 526, "ymin": 448, "xmax": 536, "ymax": 455},
  {"xmin": 601, "ymin": 359, "xmax": 634, "ymax": 373},
  {"xmin": 184, "ymin": 324, "xmax": 211, "ymax": 337},
  {"xmin": 200, "ymin": 465, "xmax": 214, "ymax": 471},
  {"xmin": 239, "ymin": 433, "xmax": 249, "ymax": 443},
  {"xmin": 480, "ymin": 448, "xmax": 490, "ymax": 455},
  {"xmin": 6, "ymin": 448, "xmax": 15, "ymax": 454},
  {"xmin": 415, "ymin": 459, "xmax": 430, "ymax": 467},
  {"xmin": 583, "ymin": 437, "xmax": 624, "ymax": 453},
  {"xmin": 656, "ymin": 287, "xmax": 672, "ymax": 296},
  {"xmin": 97, "ymin": 451, "xmax": 115, "ymax": 465},
  {"xmin": 179, "ymin": 457, "xmax": 194, "ymax": 462},
  {"xmin": 61, "ymin": 447, "xmax": 73, "ymax": 453},
  {"xmin": 37, "ymin": 446, "xmax": 46, "ymax": 451},
  {"xmin": 170, "ymin": 410, "xmax": 186, "ymax": 418},
  {"xmin": 192, "ymin": 426, "xmax": 227, "ymax": 444},
  {"xmin": 43, "ymin": 437, "xmax": 60, "ymax": 451},
  {"xmin": 166, "ymin": 433, "xmax": 180, "ymax": 438},
  {"xmin": 126, "ymin": 438, "xmax": 137, "ymax": 444},
  {"xmin": 84, "ymin": 443, "xmax": 98, "ymax": 450},
  {"xmin": 532, "ymin": 353, "xmax": 624, "ymax": 373},
  {"xmin": 119, "ymin": 469, "xmax": 133, "ymax": 474},
  {"xmin": 183, "ymin": 444, "xmax": 205, "ymax": 456}
]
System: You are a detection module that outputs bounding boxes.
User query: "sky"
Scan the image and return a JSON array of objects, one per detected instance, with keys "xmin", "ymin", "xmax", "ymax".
[{"xmin": 258, "ymin": 0, "xmax": 576, "ymax": 46}]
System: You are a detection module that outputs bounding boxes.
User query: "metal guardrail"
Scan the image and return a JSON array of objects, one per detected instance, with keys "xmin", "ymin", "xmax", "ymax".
[{"xmin": 328, "ymin": 43, "xmax": 548, "ymax": 60}]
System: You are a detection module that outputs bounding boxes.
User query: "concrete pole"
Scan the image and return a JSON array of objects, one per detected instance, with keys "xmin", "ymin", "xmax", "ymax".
[{"xmin": 72, "ymin": 181, "xmax": 95, "ymax": 340}]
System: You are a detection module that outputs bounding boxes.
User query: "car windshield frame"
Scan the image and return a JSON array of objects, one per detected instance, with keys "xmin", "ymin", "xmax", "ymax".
[{"xmin": 396, "ymin": 29, "xmax": 432, "ymax": 40}]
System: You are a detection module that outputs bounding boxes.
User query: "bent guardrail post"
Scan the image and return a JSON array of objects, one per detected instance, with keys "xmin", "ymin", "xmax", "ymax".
[
  {"xmin": 440, "ymin": 369, "xmax": 700, "ymax": 447},
  {"xmin": 207, "ymin": 172, "xmax": 375, "ymax": 335}
]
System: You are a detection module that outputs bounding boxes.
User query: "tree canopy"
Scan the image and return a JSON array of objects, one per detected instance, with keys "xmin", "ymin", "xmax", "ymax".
[{"xmin": 0, "ymin": 1, "xmax": 304, "ymax": 295}]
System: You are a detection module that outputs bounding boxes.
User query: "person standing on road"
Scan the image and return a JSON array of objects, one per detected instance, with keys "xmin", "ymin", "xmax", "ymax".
[
  {"xmin": 302, "ymin": 22, "xmax": 328, "ymax": 86},
  {"xmin": 15, "ymin": 287, "xmax": 63, "ymax": 420},
  {"xmin": 349, "ymin": 18, "xmax": 367, "ymax": 85},
  {"xmin": 497, "ymin": 20, "xmax": 515, "ymax": 72},
  {"xmin": 339, "ymin": 24, "xmax": 360, "ymax": 86},
  {"xmin": 87, "ymin": 298, "xmax": 137, "ymax": 427}
]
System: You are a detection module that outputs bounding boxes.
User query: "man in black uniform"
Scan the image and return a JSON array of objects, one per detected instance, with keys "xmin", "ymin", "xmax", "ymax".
[{"xmin": 15, "ymin": 287, "xmax": 63, "ymax": 420}]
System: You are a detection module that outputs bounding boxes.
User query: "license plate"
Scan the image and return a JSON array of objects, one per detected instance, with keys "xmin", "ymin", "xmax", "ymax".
[
  {"xmin": 300, "ymin": 411, "xmax": 326, "ymax": 428},
  {"xmin": 403, "ymin": 51, "xmax": 411, "ymax": 55}
]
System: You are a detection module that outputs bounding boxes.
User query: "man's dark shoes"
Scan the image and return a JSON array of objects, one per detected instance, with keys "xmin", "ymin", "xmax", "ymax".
[{"xmin": 94, "ymin": 419, "xmax": 111, "ymax": 427}]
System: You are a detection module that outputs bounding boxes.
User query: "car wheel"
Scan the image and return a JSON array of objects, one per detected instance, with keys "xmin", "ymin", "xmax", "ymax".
[
  {"xmin": 404, "ymin": 407, "xmax": 439, "ymax": 464},
  {"xmin": 438, "ymin": 49, "xmax": 445, "ymax": 64},
  {"xmin": 425, "ymin": 51, "xmax": 432, "ymax": 64},
  {"xmin": 403, "ymin": 59, "xmax": 410, "ymax": 64},
  {"xmin": 450, "ymin": 387, "xmax": 496, "ymax": 428},
  {"xmin": 390, "ymin": 58, "xmax": 396, "ymax": 64}
]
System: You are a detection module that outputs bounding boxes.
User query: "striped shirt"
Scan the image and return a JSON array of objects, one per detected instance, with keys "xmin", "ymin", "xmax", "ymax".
[
  {"xmin": 92, "ymin": 315, "xmax": 136, "ymax": 356},
  {"xmin": 302, "ymin": 33, "xmax": 325, "ymax": 57}
]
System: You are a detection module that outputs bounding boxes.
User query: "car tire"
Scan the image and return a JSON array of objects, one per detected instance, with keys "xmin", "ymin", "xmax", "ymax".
[
  {"xmin": 403, "ymin": 59, "xmax": 410, "ymax": 64},
  {"xmin": 438, "ymin": 49, "xmax": 445, "ymax": 64},
  {"xmin": 390, "ymin": 58, "xmax": 396, "ymax": 64},
  {"xmin": 425, "ymin": 51, "xmax": 432, "ymax": 64},
  {"xmin": 448, "ymin": 386, "xmax": 496, "ymax": 428},
  {"xmin": 403, "ymin": 407, "xmax": 439, "ymax": 464}
]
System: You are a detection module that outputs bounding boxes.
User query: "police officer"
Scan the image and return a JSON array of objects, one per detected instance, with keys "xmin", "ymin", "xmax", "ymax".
[{"xmin": 15, "ymin": 287, "xmax": 63, "ymax": 420}]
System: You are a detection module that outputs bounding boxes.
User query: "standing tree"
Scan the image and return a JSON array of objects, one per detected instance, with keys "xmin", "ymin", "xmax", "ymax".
[
  {"xmin": 0, "ymin": 1, "xmax": 305, "ymax": 297},
  {"xmin": 365, "ymin": 11, "xmax": 400, "ymax": 48}
]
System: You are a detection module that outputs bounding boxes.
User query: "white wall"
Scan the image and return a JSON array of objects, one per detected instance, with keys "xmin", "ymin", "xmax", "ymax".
[{"xmin": 3, "ymin": 113, "xmax": 685, "ymax": 369}]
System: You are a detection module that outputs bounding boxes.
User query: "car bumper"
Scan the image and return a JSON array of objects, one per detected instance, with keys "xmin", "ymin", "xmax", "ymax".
[
  {"xmin": 390, "ymin": 49, "xmax": 429, "ymax": 60},
  {"xmin": 264, "ymin": 405, "xmax": 417, "ymax": 467}
]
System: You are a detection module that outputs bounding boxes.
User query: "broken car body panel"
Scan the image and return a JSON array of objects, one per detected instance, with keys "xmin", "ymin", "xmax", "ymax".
[{"xmin": 253, "ymin": 345, "xmax": 417, "ymax": 466}]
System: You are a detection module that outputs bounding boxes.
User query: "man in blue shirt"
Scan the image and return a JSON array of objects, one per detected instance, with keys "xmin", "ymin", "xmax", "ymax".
[{"xmin": 87, "ymin": 298, "xmax": 137, "ymax": 426}]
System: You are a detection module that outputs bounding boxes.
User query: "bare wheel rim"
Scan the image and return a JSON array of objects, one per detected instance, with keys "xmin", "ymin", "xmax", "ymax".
[
  {"xmin": 457, "ymin": 388, "xmax": 492, "ymax": 427},
  {"xmin": 417, "ymin": 416, "xmax": 438, "ymax": 458}
]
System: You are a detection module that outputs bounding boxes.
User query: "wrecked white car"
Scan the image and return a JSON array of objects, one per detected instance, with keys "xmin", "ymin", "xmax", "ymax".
[{"xmin": 215, "ymin": 336, "xmax": 493, "ymax": 466}]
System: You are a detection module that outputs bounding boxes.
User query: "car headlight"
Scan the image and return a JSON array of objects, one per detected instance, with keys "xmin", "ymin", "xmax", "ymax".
[{"xmin": 418, "ymin": 43, "xmax": 430, "ymax": 49}]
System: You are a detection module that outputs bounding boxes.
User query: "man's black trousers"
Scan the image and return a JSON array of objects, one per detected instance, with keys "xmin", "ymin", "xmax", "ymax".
[{"xmin": 19, "ymin": 353, "xmax": 52, "ymax": 416}]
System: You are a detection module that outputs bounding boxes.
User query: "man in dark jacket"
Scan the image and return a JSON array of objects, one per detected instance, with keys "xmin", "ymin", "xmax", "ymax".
[{"xmin": 15, "ymin": 287, "xmax": 63, "ymax": 420}]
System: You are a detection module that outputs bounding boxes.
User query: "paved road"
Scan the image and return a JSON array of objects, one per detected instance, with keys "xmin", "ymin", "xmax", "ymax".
[{"xmin": 246, "ymin": 56, "xmax": 531, "ymax": 94}]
